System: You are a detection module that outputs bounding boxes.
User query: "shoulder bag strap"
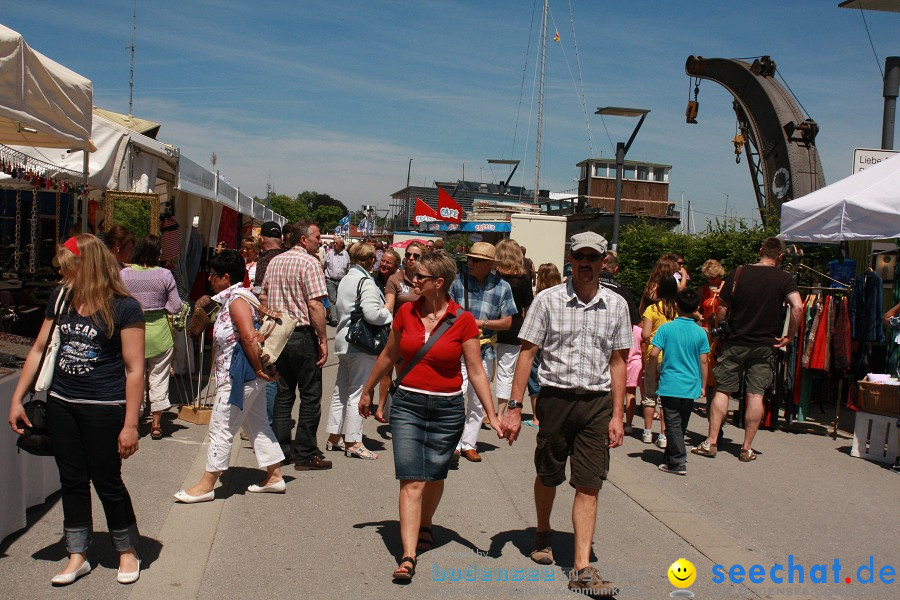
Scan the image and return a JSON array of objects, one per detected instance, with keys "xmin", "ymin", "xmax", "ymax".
[
  {"xmin": 393, "ymin": 307, "xmax": 464, "ymax": 389},
  {"xmin": 355, "ymin": 277, "xmax": 365, "ymax": 307},
  {"xmin": 233, "ymin": 288, "xmax": 282, "ymax": 319},
  {"xmin": 28, "ymin": 287, "xmax": 70, "ymax": 395}
]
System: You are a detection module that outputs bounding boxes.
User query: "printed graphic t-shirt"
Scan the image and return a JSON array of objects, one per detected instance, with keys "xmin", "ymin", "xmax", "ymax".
[{"xmin": 47, "ymin": 287, "xmax": 145, "ymax": 403}]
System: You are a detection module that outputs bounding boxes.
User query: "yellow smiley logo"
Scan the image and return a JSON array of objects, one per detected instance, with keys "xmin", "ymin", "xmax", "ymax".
[{"xmin": 668, "ymin": 559, "xmax": 696, "ymax": 588}]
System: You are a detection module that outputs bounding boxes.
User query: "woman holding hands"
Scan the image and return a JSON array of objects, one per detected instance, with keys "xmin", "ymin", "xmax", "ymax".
[{"xmin": 358, "ymin": 250, "xmax": 504, "ymax": 581}]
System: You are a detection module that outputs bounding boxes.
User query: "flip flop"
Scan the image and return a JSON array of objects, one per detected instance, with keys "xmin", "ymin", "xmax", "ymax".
[
  {"xmin": 374, "ymin": 415, "xmax": 388, "ymax": 423},
  {"xmin": 151, "ymin": 427, "xmax": 162, "ymax": 440},
  {"xmin": 523, "ymin": 420, "xmax": 539, "ymax": 428}
]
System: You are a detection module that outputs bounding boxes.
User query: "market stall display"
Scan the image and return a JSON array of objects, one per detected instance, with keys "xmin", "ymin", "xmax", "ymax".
[{"xmin": 0, "ymin": 333, "xmax": 58, "ymax": 541}]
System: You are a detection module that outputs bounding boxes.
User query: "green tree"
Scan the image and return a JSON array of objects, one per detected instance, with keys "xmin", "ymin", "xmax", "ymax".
[
  {"xmin": 296, "ymin": 191, "xmax": 349, "ymax": 215},
  {"xmin": 265, "ymin": 194, "xmax": 310, "ymax": 222},
  {"xmin": 313, "ymin": 205, "xmax": 345, "ymax": 233}
]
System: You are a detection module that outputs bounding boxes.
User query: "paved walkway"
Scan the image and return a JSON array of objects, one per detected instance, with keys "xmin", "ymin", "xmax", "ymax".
[{"xmin": 1, "ymin": 333, "xmax": 897, "ymax": 600}]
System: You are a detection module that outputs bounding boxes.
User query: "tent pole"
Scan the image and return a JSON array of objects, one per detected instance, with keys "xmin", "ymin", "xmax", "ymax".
[{"xmin": 81, "ymin": 150, "xmax": 89, "ymax": 232}]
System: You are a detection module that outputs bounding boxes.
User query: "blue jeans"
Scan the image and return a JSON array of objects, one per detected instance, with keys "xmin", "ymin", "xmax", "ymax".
[
  {"xmin": 272, "ymin": 328, "xmax": 322, "ymax": 461},
  {"xmin": 527, "ymin": 350, "xmax": 542, "ymax": 397},
  {"xmin": 660, "ymin": 396, "xmax": 693, "ymax": 470},
  {"xmin": 390, "ymin": 389, "xmax": 465, "ymax": 481},
  {"xmin": 46, "ymin": 396, "xmax": 139, "ymax": 553}
]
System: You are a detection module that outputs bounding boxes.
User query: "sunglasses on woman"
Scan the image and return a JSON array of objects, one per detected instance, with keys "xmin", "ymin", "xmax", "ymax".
[
  {"xmin": 412, "ymin": 272, "xmax": 439, "ymax": 281},
  {"xmin": 406, "ymin": 252, "xmax": 421, "ymax": 259}
]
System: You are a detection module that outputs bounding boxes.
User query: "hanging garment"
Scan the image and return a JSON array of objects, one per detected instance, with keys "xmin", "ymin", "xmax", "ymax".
[
  {"xmin": 823, "ymin": 295, "xmax": 837, "ymax": 371},
  {"xmin": 832, "ymin": 297, "xmax": 852, "ymax": 372},
  {"xmin": 802, "ymin": 297, "xmax": 822, "ymax": 368},
  {"xmin": 216, "ymin": 206, "xmax": 239, "ymax": 249},
  {"xmin": 160, "ymin": 215, "xmax": 181, "ymax": 261},
  {"xmin": 792, "ymin": 297, "xmax": 810, "ymax": 405},
  {"xmin": 808, "ymin": 296, "xmax": 831, "ymax": 370},
  {"xmin": 850, "ymin": 271, "xmax": 883, "ymax": 343}
]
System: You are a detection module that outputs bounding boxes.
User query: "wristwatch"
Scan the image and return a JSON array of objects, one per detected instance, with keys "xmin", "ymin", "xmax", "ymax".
[
  {"xmin": 482, "ymin": 319, "xmax": 488, "ymax": 328},
  {"xmin": 507, "ymin": 400, "xmax": 523, "ymax": 410}
]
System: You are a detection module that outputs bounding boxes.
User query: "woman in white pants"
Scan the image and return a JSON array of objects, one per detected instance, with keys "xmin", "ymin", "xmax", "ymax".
[
  {"xmin": 174, "ymin": 250, "xmax": 284, "ymax": 503},
  {"xmin": 326, "ymin": 242, "xmax": 392, "ymax": 459},
  {"xmin": 492, "ymin": 239, "xmax": 533, "ymax": 420},
  {"xmin": 120, "ymin": 235, "xmax": 182, "ymax": 439}
]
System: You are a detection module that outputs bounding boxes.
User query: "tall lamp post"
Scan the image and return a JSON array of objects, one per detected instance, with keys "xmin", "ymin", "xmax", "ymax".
[{"xmin": 595, "ymin": 106, "xmax": 650, "ymax": 253}]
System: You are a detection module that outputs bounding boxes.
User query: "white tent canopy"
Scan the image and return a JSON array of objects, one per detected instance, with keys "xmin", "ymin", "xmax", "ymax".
[
  {"xmin": 780, "ymin": 153, "xmax": 900, "ymax": 242},
  {"xmin": 0, "ymin": 24, "xmax": 92, "ymax": 150}
]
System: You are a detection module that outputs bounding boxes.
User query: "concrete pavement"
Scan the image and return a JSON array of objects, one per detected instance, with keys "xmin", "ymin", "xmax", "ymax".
[{"xmin": 1, "ymin": 331, "xmax": 897, "ymax": 600}]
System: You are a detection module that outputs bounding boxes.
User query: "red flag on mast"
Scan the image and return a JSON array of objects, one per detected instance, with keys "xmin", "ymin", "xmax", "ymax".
[
  {"xmin": 413, "ymin": 198, "xmax": 439, "ymax": 225},
  {"xmin": 437, "ymin": 188, "xmax": 462, "ymax": 223}
]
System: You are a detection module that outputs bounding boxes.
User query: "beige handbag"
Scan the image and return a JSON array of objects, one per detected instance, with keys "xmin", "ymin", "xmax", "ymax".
[
  {"xmin": 34, "ymin": 287, "xmax": 71, "ymax": 392},
  {"xmin": 232, "ymin": 289, "xmax": 298, "ymax": 367}
]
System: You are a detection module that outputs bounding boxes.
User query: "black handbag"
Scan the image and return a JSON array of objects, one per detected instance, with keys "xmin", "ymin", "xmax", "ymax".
[
  {"xmin": 16, "ymin": 399, "xmax": 53, "ymax": 456},
  {"xmin": 16, "ymin": 290, "xmax": 68, "ymax": 457},
  {"xmin": 345, "ymin": 277, "xmax": 391, "ymax": 355}
]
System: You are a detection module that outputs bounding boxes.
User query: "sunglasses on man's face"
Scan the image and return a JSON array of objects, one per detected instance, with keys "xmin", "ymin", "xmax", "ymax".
[
  {"xmin": 467, "ymin": 257, "xmax": 489, "ymax": 264},
  {"xmin": 570, "ymin": 251, "xmax": 602, "ymax": 262}
]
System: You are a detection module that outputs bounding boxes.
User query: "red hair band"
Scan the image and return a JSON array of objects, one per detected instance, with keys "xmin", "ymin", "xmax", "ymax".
[{"xmin": 62, "ymin": 237, "xmax": 80, "ymax": 256}]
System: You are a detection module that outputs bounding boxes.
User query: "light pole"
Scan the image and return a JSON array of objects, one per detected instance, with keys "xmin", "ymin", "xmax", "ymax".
[{"xmin": 595, "ymin": 106, "xmax": 650, "ymax": 252}]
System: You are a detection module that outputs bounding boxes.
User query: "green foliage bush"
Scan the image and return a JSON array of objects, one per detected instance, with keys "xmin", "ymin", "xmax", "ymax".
[
  {"xmin": 262, "ymin": 191, "xmax": 348, "ymax": 233},
  {"xmin": 616, "ymin": 220, "xmax": 778, "ymax": 298}
]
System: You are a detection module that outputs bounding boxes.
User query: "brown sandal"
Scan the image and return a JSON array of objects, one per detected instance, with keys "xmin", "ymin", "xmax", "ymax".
[
  {"xmin": 392, "ymin": 556, "xmax": 416, "ymax": 581},
  {"xmin": 151, "ymin": 427, "xmax": 162, "ymax": 440}
]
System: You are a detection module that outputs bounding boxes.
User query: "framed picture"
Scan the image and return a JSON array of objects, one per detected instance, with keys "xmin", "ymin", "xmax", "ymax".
[{"xmin": 104, "ymin": 192, "xmax": 160, "ymax": 238}]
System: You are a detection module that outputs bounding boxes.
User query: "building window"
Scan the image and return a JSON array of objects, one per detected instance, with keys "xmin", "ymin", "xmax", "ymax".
[
  {"xmin": 637, "ymin": 166, "xmax": 649, "ymax": 180},
  {"xmin": 580, "ymin": 165, "xmax": 587, "ymax": 180},
  {"xmin": 623, "ymin": 165, "xmax": 636, "ymax": 180},
  {"xmin": 593, "ymin": 164, "xmax": 606, "ymax": 178},
  {"xmin": 653, "ymin": 167, "xmax": 668, "ymax": 182}
]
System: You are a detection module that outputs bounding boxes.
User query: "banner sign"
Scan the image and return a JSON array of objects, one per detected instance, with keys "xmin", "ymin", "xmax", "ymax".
[
  {"xmin": 419, "ymin": 221, "xmax": 511, "ymax": 233},
  {"xmin": 437, "ymin": 187, "xmax": 463, "ymax": 223},
  {"xmin": 413, "ymin": 198, "xmax": 440, "ymax": 224},
  {"xmin": 177, "ymin": 156, "xmax": 216, "ymax": 201}
]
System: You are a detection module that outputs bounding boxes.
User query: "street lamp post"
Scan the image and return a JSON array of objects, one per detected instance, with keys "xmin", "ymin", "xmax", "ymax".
[{"xmin": 595, "ymin": 106, "xmax": 650, "ymax": 253}]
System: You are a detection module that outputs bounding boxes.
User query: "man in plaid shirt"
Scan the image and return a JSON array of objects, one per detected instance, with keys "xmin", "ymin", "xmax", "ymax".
[
  {"xmin": 449, "ymin": 242, "xmax": 516, "ymax": 463},
  {"xmin": 502, "ymin": 231, "xmax": 631, "ymax": 597},
  {"xmin": 262, "ymin": 221, "xmax": 331, "ymax": 471}
]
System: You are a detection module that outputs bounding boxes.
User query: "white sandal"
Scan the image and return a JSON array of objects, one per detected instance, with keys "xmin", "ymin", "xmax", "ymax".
[{"xmin": 345, "ymin": 446, "xmax": 378, "ymax": 460}]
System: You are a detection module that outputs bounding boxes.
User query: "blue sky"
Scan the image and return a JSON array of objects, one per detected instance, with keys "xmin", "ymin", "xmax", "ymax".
[{"xmin": 4, "ymin": 1, "xmax": 897, "ymax": 225}]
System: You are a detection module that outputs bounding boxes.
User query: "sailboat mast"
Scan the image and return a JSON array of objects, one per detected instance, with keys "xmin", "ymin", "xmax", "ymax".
[
  {"xmin": 128, "ymin": 0, "xmax": 136, "ymax": 119},
  {"xmin": 533, "ymin": 0, "xmax": 548, "ymax": 204}
]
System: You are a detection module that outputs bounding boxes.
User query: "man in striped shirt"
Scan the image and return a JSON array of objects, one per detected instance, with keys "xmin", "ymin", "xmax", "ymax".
[
  {"xmin": 262, "ymin": 221, "xmax": 331, "ymax": 471},
  {"xmin": 503, "ymin": 231, "xmax": 631, "ymax": 597}
]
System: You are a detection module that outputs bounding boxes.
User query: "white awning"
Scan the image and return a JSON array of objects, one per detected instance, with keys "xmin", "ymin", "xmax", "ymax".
[
  {"xmin": 0, "ymin": 25, "xmax": 92, "ymax": 150},
  {"xmin": 780, "ymin": 153, "xmax": 900, "ymax": 242}
]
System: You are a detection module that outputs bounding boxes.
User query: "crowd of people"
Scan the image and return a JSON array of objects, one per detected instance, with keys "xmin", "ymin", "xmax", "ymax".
[{"xmin": 7, "ymin": 219, "xmax": 808, "ymax": 594}]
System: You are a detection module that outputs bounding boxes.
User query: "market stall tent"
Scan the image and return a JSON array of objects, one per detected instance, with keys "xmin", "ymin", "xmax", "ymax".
[
  {"xmin": 780, "ymin": 153, "xmax": 900, "ymax": 242},
  {"xmin": 0, "ymin": 24, "xmax": 92, "ymax": 150}
]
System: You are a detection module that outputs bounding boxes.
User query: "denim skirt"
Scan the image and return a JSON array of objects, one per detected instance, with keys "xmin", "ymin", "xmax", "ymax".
[{"xmin": 390, "ymin": 388, "xmax": 465, "ymax": 481}]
